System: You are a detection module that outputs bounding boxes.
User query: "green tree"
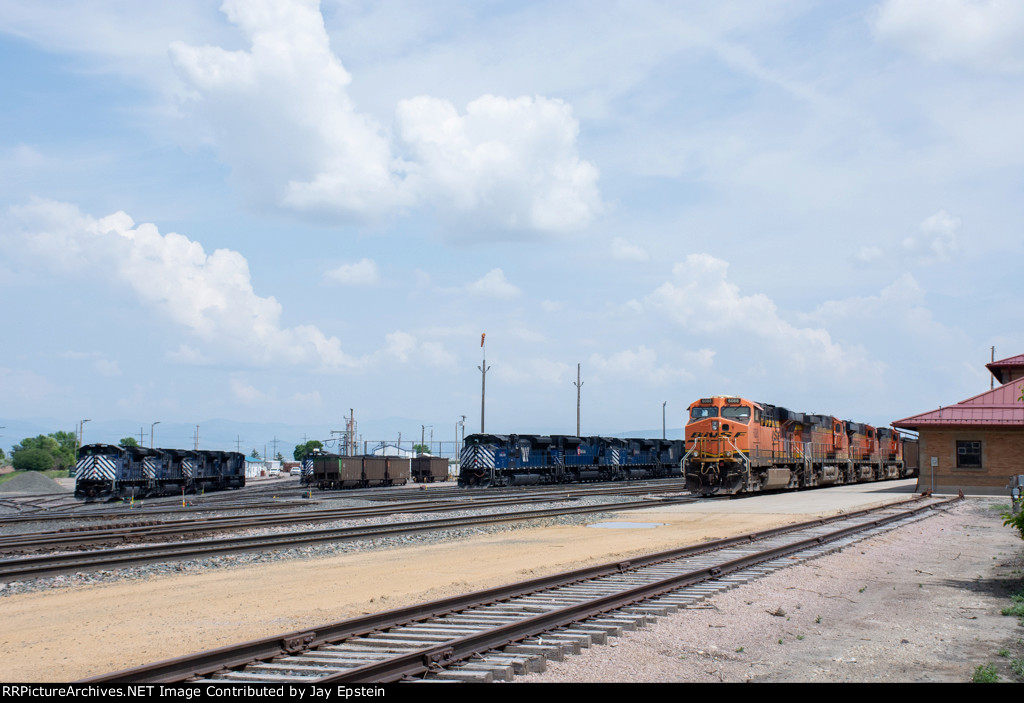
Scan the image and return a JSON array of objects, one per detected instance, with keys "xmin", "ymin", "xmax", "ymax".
[
  {"xmin": 413, "ymin": 443, "xmax": 429, "ymax": 454},
  {"xmin": 12, "ymin": 447, "xmax": 56, "ymax": 472},
  {"xmin": 293, "ymin": 440, "xmax": 323, "ymax": 462},
  {"xmin": 250, "ymin": 448, "xmax": 262, "ymax": 460},
  {"xmin": 119, "ymin": 437, "xmax": 140, "ymax": 448},
  {"xmin": 12, "ymin": 433, "xmax": 76, "ymax": 470},
  {"xmin": 50, "ymin": 430, "xmax": 77, "ymax": 467}
]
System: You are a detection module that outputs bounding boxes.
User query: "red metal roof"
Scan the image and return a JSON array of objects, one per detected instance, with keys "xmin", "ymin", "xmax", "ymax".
[
  {"xmin": 986, "ymin": 353, "xmax": 1024, "ymax": 384},
  {"xmin": 894, "ymin": 380, "xmax": 1024, "ymax": 428},
  {"xmin": 988, "ymin": 353, "xmax": 1024, "ymax": 368}
]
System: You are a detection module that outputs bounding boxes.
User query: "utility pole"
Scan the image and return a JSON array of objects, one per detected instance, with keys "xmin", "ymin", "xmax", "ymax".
[
  {"xmin": 662, "ymin": 401, "xmax": 667, "ymax": 440},
  {"xmin": 194, "ymin": 425, "xmax": 199, "ymax": 450},
  {"xmin": 573, "ymin": 363, "xmax": 583, "ymax": 437},
  {"xmin": 478, "ymin": 334, "xmax": 490, "ymax": 433},
  {"xmin": 151, "ymin": 421, "xmax": 160, "ymax": 449},
  {"xmin": 139, "ymin": 426, "xmax": 145, "ymax": 445},
  {"xmin": 459, "ymin": 415, "xmax": 466, "ymax": 469}
]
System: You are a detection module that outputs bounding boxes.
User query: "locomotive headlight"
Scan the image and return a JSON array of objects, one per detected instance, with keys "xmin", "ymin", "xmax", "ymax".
[{"xmin": 711, "ymin": 421, "xmax": 719, "ymax": 431}]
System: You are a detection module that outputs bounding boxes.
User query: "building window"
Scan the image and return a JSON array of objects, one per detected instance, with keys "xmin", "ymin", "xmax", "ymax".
[{"xmin": 956, "ymin": 440, "xmax": 982, "ymax": 468}]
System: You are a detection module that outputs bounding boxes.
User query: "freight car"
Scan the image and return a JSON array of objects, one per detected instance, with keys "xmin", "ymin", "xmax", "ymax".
[
  {"xmin": 458, "ymin": 434, "xmax": 685, "ymax": 487},
  {"xmin": 412, "ymin": 455, "xmax": 450, "ymax": 483},
  {"xmin": 75, "ymin": 444, "xmax": 245, "ymax": 500},
  {"xmin": 312, "ymin": 454, "xmax": 410, "ymax": 490},
  {"xmin": 683, "ymin": 396, "xmax": 914, "ymax": 496}
]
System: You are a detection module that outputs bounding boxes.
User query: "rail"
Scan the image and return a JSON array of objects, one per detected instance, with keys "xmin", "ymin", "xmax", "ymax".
[{"xmin": 83, "ymin": 494, "xmax": 957, "ymax": 684}]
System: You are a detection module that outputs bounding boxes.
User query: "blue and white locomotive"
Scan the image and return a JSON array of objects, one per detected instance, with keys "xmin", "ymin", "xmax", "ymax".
[
  {"xmin": 458, "ymin": 434, "xmax": 685, "ymax": 487},
  {"xmin": 75, "ymin": 444, "xmax": 245, "ymax": 500}
]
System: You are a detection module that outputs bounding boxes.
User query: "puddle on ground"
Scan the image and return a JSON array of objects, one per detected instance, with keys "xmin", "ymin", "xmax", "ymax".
[{"xmin": 587, "ymin": 521, "xmax": 664, "ymax": 529}]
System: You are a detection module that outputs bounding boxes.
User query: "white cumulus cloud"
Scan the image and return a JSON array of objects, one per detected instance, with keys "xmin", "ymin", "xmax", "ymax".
[
  {"xmin": 5, "ymin": 198, "xmax": 360, "ymax": 371},
  {"xmin": 903, "ymin": 209, "xmax": 961, "ymax": 265},
  {"xmin": 381, "ymin": 330, "xmax": 455, "ymax": 367},
  {"xmin": 324, "ymin": 258, "xmax": 380, "ymax": 286},
  {"xmin": 639, "ymin": 253, "xmax": 878, "ymax": 380},
  {"xmin": 170, "ymin": 0, "xmax": 600, "ymax": 234},
  {"xmin": 873, "ymin": 0, "xmax": 1024, "ymax": 71},
  {"xmin": 466, "ymin": 269, "xmax": 522, "ymax": 300},
  {"xmin": 396, "ymin": 94, "xmax": 600, "ymax": 232}
]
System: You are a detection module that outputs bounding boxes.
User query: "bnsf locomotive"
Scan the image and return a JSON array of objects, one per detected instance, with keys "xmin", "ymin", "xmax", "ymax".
[
  {"xmin": 458, "ymin": 434, "xmax": 685, "ymax": 487},
  {"xmin": 683, "ymin": 396, "xmax": 916, "ymax": 496},
  {"xmin": 75, "ymin": 444, "xmax": 245, "ymax": 500}
]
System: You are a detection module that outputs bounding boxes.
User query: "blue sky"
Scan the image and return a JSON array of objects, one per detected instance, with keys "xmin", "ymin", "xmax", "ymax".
[{"xmin": 1, "ymin": 0, "xmax": 1021, "ymax": 451}]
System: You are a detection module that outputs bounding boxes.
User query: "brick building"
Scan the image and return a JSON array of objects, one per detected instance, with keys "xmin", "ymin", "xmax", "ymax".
[{"xmin": 894, "ymin": 354, "xmax": 1024, "ymax": 496}]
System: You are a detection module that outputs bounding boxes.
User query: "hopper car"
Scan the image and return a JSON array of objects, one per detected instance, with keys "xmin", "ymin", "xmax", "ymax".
[
  {"xmin": 311, "ymin": 454, "xmax": 410, "ymax": 490},
  {"xmin": 412, "ymin": 456, "xmax": 450, "ymax": 483}
]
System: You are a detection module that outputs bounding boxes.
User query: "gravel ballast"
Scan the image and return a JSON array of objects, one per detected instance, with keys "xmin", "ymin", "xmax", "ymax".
[
  {"xmin": 1, "ymin": 483, "xmax": 1021, "ymax": 682},
  {"xmin": 518, "ymin": 498, "xmax": 1024, "ymax": 683}
]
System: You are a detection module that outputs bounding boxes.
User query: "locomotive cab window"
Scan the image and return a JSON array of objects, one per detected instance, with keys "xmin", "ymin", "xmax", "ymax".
[
  {"xmin": 956, "ymin": 440, "xmax": 982, "ymax": 468},
  {"xmin": 691, "ymin": 406, "xmax": 719, "ymax": 419},
  {"xmin": 721, "ymin": 405, "xmax": 751, "ymax": 423}
]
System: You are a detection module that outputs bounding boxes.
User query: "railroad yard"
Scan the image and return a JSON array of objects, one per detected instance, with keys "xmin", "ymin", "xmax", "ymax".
[{"xmin": 0, "ymin": 476, "xmax": 1021, "ymax": 683}]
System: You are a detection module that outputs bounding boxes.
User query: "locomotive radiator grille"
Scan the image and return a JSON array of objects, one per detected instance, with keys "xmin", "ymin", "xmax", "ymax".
[
  {"xmin": 460, "ymin": 445, "xmax": 495, "ymax": 469},
  {"xmin": 75, "ymin": 455, "xmax": 117, "ymax": 481}
]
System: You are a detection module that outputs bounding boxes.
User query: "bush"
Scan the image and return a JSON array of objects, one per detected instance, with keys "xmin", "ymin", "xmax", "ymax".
[
  {"xmin": 1005, "ymin": 510, "xmax": 1024, "ymax": 541},
  {"xmin": 11, "ymin": 448, "xmax": 54, "ymax": 472}
]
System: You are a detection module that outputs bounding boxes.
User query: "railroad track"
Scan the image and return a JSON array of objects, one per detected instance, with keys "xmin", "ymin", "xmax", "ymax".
[
  {"xmin": 84, "ymin": 493, "xmax": 958, "ymax": 684},
  {"xmin": 0, "ymin": 496, "xmax": 696, "ymax": 580},
  {"xmin": 0, "ymin": 493, "xmax": 650, "ymax": 552},
  {"xmin": 0, "ymin": 478, "xmax": 691, "ymax": 526}
]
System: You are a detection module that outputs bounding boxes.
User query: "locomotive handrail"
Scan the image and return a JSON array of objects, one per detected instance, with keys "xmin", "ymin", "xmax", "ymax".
[{"xmin": 725, "ymin": 436, "xmax": 750, "ymax": 479}]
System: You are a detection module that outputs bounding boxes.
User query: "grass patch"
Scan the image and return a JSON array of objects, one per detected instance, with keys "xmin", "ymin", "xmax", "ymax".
[
  {"xmin": 1012, "ymin": 659, "xmax": 1024, "ymax": 681},
  {"xmin": 1001, "ymin": 590, "xmax": 1024, "ymax": 618},
  {"xmin": 972, "ymin": 664, "xmax": 999, "ymax": 683}
]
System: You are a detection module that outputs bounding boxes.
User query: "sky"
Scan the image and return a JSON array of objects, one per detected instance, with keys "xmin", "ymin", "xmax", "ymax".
[{"xmin": 1, "ymin": 0, "xmax": 1022, "ymax": 452}]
